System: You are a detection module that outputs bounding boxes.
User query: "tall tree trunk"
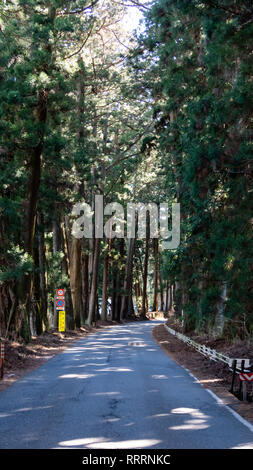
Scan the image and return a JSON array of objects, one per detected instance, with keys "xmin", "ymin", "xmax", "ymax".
[
  {"xmin": 24, "ymin": 88, "xmax": 49, "ymax": 258},
  {"xmin": 152, "ymin": 238, "xmax": 158, "ymax": 312},
  {"xmin": 37, "ymin": 212, "xmax": 48, "ymax": 331},
  {"xmin": 87, "ymin": 238, "xmax": 101, "ymax": 326},
  {"xmin": 214, "ymin": 281, "xmax": 227, "ymax": 337},
  {"xmin": 4, "ymin": 283, "xmax": 17, "ymax": 340},
  {"xmin": 173, "ymin": 281, "xmax": 181, "ymax": 318},
  {"xmin": 69, "ymin": 57, "xmax": 87, "ymax": 329},
  {"xmin": 141, "ymin": 215, "xmax": 150, "ymax": 318},
  {"xmin": 19, "ymin": 89, "xmax": 49, "ymax": 342},
  {"xmin": 70, "ymin": 238, "xmax": 82, "ymax": 328},
  {"xmin": 33, "ymin": 231, "xmax": 43, "ymax": 336},
  {"xmin": 53, "ymin": 217, "xmax": 61, "ymax": 329},
  {"xmin": 134, "ymin": 275, "xmax": 141, "ymax": 313},
  {"xmin": 111, "ymin": 270, "xmax": 117, "ymax": 321},
  {"xmin": 114, "ymin": 238, "xmax": 124, "ymax": 322},
  {"xmin": 170, "ymin": 283, "xmax": 174, "ymax": 312},
  {"xmin": 159, "ymin": 274, "xmax": 164, "ymax": 312},
  {"xmin": 115, "ymin": 272, "xmax": 122, "ymax": 322},
  {"xmin": 81, "ymin": 248, "xmax": 89, "ymax": 325},
  {"xmin": 61, "ymin": 218, "xmax": 75, "ymax": 330},
  {"xmin": 19, "ymin": 5, "xmax": 57, "ymax": 341},
  {"xmin": 101, "ymin": 239, "xmax": 110, "ymax": 322},
  {"xmin": 120, "ymin": 238, "xmax": 135, "ymax": 321},
  {"xmin": 164, "ymin": 280, "xmax": 169, "ymax": 316},
  {"xmin": 127, "ymin": 251, "xmax": 135, "ymax": 318}
]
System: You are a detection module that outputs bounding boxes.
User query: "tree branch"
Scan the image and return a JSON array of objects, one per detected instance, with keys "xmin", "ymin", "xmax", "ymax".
[
  {"xmin": 202, "ymin": 0, "xmax": 250, "ymax": 17},
  {"xmin": 63, "ymin": 25, "xmax": 94, "ymax": 60},
  {"xmin": 111, "ymin": 0, "xmax": 150, "ymax": 11},
  {"xmin": 106, "ymin": 152, "xmax": 141, "ymax": 172},
  {"xmin": 58, "ymin": 1, "xmax": 99, "ymax": 15}
]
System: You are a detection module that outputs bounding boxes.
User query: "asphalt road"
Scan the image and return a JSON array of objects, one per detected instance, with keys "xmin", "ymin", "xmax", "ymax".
[{"xmin": 0, "ymin": 320, "xmax": 252, "ymax": 449}]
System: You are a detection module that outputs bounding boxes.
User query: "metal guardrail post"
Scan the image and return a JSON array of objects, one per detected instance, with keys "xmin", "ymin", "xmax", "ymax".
[
  {"xmin": 242, "ymin": 380, "xmax": 247, "ymax": 402},
  {"xmin": 238, "ymin": 359, "xmax": 245, "ymax": 400},
  {"xmin": 230, "ymin": 359, "xmax": 236, "ymax": 394}
]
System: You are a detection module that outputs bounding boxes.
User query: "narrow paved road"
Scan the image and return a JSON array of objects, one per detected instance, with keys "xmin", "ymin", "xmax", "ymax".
[{"xmin": 0, "ymin": 321, "xmax": 252, "ymax": 449}]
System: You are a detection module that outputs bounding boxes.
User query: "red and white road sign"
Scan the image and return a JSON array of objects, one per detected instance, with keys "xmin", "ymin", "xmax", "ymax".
[
  {"xmin": 57, "ymin": 289, "xmax": 65, "ymax": 297},
  {"xmin": 56, "ymin": 299, "xmax": 65, "ymax": 310},
  {"xmin": 239, "ymin": 373, "xmax": 253, "ymax": 381}
]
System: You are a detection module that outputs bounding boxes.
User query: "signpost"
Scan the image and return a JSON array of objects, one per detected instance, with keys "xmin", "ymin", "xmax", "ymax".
[{"xmin": 55, "ymin": 289, "xmax": 66, "ymax": 333}]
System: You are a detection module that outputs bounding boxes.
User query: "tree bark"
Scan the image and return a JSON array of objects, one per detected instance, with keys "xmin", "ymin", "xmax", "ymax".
[
  {"xmin": 120, "ymin": 238, "xmax": 135, "ymax": 321},
  {"xmin": 114, "ymin": 238, "xmax": 124, "ymax": 322},
  {"xmin": 159, "ymin": 274, "xmax": 164, "ymax": 312},
  {"xmin": 152, "ymin": 238, "xmax": 159, "ymax": 312},
  {"xmin": 33, "ymin": 231, "xmax": 42, "ymax": 336},
  {"xmin": 61, "ymin": 218, "xmax": 75, "ymax": 330},
  {"xmin": 87, "ymin": 237, "xmax": 101, "ymax": 325},
  {"xmin": 70, "ymin": 238, "xmax": 82, "ymax": 328},
  {"xmin": 19, "ymin": 88, "xmax": 49, "ymax": 342},
  {"xmin": 170, "ymin": 283, "xmax": 174, "ymax": 312},
  {"xmin": 214, "ymin": 281, "xmax": 227, "ymax": 337},
  {"xmin": 101, "ymin": 239, "xmax": 110, "ymax": 321},
  {"xmin": 141, "ymin": 214, "xmax": 149, "ymax": 318},
  {"xmin": 53, "ymin": 217, "xmax": 61, "ymax": 329},
  {"xmin": 164, "ymin": 280, "xmax": 169, "ymax": 315},
  {"xmin": 81, "ymin": 248, "xmax": 89, "ymax": 325},
  {"xmin": 37, "ymin": 212, "xmax": 48, "ymax": 331}
]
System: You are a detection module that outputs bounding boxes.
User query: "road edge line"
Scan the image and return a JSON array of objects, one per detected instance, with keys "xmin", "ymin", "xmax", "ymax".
[
  {"xmin": 183, "ymin": 365, "xmax": 253, "ymax": 433},
  {"xmin": 205, "ymin": 388, "xmax": 253, "ymax": 433},
  {"xmin": 152, "ymin": 325, "xmax": 253, "ymax": 434},
  {"xmin": 185, "ymin": 367, "xmax": 253, "ymax": 433}
]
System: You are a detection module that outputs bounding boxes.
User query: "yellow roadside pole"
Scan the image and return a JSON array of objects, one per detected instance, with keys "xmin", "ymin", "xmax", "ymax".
[{"xmin": 58, "ymin": 311, "xmax": 66, "ymax": 333}]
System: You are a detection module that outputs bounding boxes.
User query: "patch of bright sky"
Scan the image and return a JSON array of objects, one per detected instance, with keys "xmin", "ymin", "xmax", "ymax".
[{"xmin": 122, "ymin": 6, "xmax": 145, "ymax": 34}]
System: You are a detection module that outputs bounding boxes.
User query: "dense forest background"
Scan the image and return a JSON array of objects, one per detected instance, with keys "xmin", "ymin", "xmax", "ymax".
[{"xmin": 0, "ymin": 0, "xmax": 252, "ymax": 343}]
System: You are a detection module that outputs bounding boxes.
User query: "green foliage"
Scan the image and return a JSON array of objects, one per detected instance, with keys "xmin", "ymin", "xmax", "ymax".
[
  {"xmin": 0, "ymin": 0, "xmax": 252, "ymax": 341},
  {"xmin": 0, "ymin": 246, "xmax": 33, "ymax": 283},
  {"xmin": 132, "ymin": 0, "xmax": 253, "ymax": 337}
]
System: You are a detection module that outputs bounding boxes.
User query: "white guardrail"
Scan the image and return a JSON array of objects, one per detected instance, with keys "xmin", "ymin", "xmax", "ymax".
[{"xmin": 164, "ymin": 324, "xmax": 251, "ymax": 371}]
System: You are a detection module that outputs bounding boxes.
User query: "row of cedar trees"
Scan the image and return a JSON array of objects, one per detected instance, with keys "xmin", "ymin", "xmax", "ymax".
[
  {"xmin": 1, "ymin": 0, "xmax": 252, "ymax": 342},
  {"xmin": 132, "ymin": 0, "xmax": 253, "ymax": 339},
  {"xmin": 0, "ymin": 0, "xmax": 169, "ymax": 342},
  {"xmin": 1, "ymin": 210, "xmax": 169, "ymax": 339},
  {"xmin": 50, "ymin": 229, "xmax": 168, "ymax": 330}
]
